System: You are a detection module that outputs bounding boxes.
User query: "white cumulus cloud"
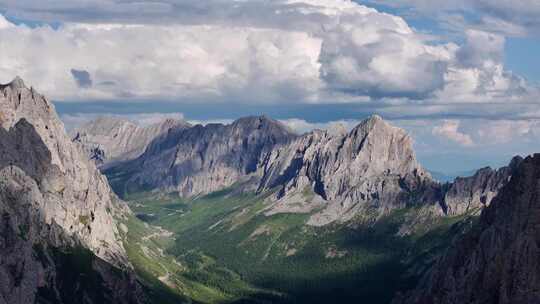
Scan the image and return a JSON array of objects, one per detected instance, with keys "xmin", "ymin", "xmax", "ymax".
[
  {"xmin": 432, "ymin": 120, "xmax": 474, "ymax": 147},
  {"xmin": 0, "ymin": 0, "xmax": 536, "ymax": 119}
]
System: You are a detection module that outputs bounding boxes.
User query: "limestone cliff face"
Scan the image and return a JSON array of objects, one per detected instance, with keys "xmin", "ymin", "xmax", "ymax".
[
  {"xmin": 0, "ymin": 165, "xmax": 142, "ymax": 304},
  {"xmin": 441, "ymin": 156, "xmax": 522, "ymax": 215},
  {"xmin": 72, "ymin": 116, "xmax": 190, "ymax": 168},
  {"xmin": 0, "ymin": 77, "xmax": 141, "ymax": 303},
  {"xmin": 257, "ymin": 115, "xmax": 441, "ymax": 225},
  {"xmin": 98, "ymin": 110, "xmax": 520, "ymax": 227},
  {"xmin": 0, "ymin": 77, "xmax": 127, "ymax": 264},
  {"xmin": 112, "ymin": 116, "xmax": 297, "ymax": 197},
  {"xmin": 396, "ymin": 154, "xmax": 540, "ymax": 304}
]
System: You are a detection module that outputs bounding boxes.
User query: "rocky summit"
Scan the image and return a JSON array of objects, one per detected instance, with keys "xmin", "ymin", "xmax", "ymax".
[
  {"xmin": 441, "ymin": 156, "xmax": 523, "ymax": 215},
  {"xmin": 0, "ymin": 77, "xmax": 143, "ymax": 304},
  {"xmin": 257, "ymin": 115, "xmax": 440, "ymax": 225}
]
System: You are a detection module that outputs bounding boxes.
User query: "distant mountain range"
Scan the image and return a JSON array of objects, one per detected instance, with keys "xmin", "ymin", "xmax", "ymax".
[
  {"xmin": 79, "ymin": 111, "xmax": 519, "ymax": 226},
  {"xmin": 2, "ymin": 76, "xmax": 539, "ymax": 304},
  {"xmin": 72, "ymin": 116, "xmax": 191, "ymax": 168}
]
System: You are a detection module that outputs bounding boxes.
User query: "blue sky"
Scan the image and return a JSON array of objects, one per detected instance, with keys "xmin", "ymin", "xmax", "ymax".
[
  {"xmin": 362, "ymin": 1, "xmax": 540, "ymax": 84},
  {"xmin": 506, "ymin": 37, "xmax": 540, "ymax": 84},
  {"xmin": 1, "ymin": 0, "xmax": 539, "ymax": 175}
]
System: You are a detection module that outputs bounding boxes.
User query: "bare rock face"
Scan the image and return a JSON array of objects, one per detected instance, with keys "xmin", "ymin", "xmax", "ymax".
[
  {"xmin": 0, "ymin": 77, "xmax": 141, "ymax": 303},
  {"xmin": 112, "ymin": 116, "xmax": 297, "ymax": 197},
  {"xmin": 0, "ymin": 166, "xmax": 142, "ymax": 304},
  {"xmin": 0, "ymin": 77, "xmax": 127, "ymax": 264},
  {"xmin": 257, "ymin": 115, "xmax": 441, "ymax": 226},
  {"xmin": 72, "ymin": 116, "xmax": 190, "ymax": 168},
  {"xmin": 100, "ymin": 110, "xmax": 520, "ymax": 227},
  {"xmin": 441, "ymin": 156, "xmax": 523, "ymax": 215},
  {"xmin": 396, "ymin": 154, "xmax": 540, "ymax": 304}
]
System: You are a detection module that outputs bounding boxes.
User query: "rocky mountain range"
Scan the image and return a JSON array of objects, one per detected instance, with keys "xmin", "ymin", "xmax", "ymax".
[
  {"xmin": 96, "ymin": 113, "xmax": 519, "ymax": 226},
  {"xmin": 72, "ymin": 116, "xmax": 190, "ymax": 168},
  {"xmin": 106, "ymin": 116, "xmax": 297, "ymax": 197},
  {"xmin": 0, "ymin": 77, "xmax": 143, "ymax": 303},
  {"xmin": 257, "ymin": 115, "xmax": 443, "ymax": 226},
  {"xmin": 4, "ymin": 75, "xmax": 535, "ymax": 304},
  {"xmin": 441, "ymin": 156, "xmax": 522, "ymax": 216}
]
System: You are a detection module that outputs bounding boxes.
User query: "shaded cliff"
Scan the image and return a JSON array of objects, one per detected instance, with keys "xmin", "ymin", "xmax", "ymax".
[
  {"xmin": 72, "ymin": 116, "xmax": 190, "ymax": 168},
  {"xmin": 107, "ymin": 116, "xmax": 297, "ymax": 197},
  {"xmin": 0, "ymin": 77, "xmax": 145, "ymax": 303},
  {"xmin": 396, "ymin": 154, "xmax": 540, "ymax": 304}
]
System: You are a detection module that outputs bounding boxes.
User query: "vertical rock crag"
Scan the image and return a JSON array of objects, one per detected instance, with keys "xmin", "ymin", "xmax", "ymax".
[
  {"xmin": 396, "ymin": 154, "xmax": 540, "ymax": 304},
  {"xmin": 0, "ymin": 77, "xmax": 142, "ymax": 303},
  {"xmin": 441, "ymin": 156, "xmax": 523, "ymax": 215}
]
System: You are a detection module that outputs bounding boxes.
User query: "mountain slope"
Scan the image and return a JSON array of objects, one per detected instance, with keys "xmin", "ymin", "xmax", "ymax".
[
  {"xmin": 258, "ymin": 115, "xmax": 441, "ymax": 226},
  {"xmin": 396, "ymin": 154, "xmax": 540, "ymax": 304},
  {"xmin": 0, "ymin": 77, "xmax": 148, "ymax": 303},
  {"xmin": 0, "ymin": 77, "xmax": 126, "ymax": 263},
  {"xmin": 72, "ymin": 116, "xmax": 190, "ymax": 168},
  {"xmin": 105, "ymin": 114, "xmax": 521, "ymax": 226},
  {"xmin": 442, "ymin": 156, "xmax": 522, "ymax": 215},
  {"xmin": 95, "ymin": 108, "xmax": 529, "ymax": 303},
  {"xmin": 106, "ymin": 116, "xmax": 297, "ymax": 198}
]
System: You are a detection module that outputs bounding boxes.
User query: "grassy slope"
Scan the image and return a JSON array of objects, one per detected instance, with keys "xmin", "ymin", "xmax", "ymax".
[
  {"xmin": 122, "ymin": 187, "xmax": 474, "ymax": 304},
  {"xmin": 121, "ymin": 194, "xmax": 275, "ymax": 304}
]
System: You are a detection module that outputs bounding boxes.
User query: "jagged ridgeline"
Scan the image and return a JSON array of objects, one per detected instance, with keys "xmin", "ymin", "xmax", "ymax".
[
  {"xmin": 3, "ymin": 76, "xmax": 535, "ymax": 304},
  {"xmin": 100, "ymin": 109, "xmax": 518, "ymax": 224},
  {"xmin": 0, "ymin": 77, "xmax": 186, "ymax": 304},
  {"xmin": 72, "ymin": 116, "xmax": 192, "ymax": 169},
  {"xmin": 72, "ymin": 98, "xmax": 525, "ymax": 303},
  {"xmin": 395, "ymin": 154, "xmax": 540, "ymax": 304}
]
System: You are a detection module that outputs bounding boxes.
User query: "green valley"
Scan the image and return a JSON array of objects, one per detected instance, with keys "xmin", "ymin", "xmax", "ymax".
[{"xmin": 119, "ymin": 187, "xmax": 475, "ymax": 304}]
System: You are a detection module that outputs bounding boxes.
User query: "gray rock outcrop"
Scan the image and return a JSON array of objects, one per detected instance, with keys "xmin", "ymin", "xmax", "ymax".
[
  {"xmin": 96, "ymin": 108, "xmax": 522, "ymax": 228},
  {"xmin": 110, "ymin": 116, "xmax": 297, "ymax": 197},
  {"xmin": 257, "ymin": 115, "xmax": 441, "ymax": 225},
  {"xmin": 396, "ymin": 154, "xmax": 540, "ymax": 304},
  {"xmin": 0, "ymin": 77, "xmax": 142, "ymax": 303},
  {"xmin": 441, "ymin": 156, "xmax": 523, "ymax": 215},
  {"xmin": 72, "ymin": 116, "xmax": 190, "ymax": 168}
]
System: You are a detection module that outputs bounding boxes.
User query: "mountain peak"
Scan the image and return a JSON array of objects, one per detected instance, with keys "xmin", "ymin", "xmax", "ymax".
[
  {"xmin": 258, "ymin": 112, "xmax": 432, "ymax": 225},
  {"xmin": 367, "ymin": 114, "xmax": 383, "ymax": 122},
  {"xmin": 348, "ymin": 114, "xmax": 401, "ymax": 142},
  {"xmin": 363, "ymin": 114, "xmax": 389, "ymax": 128},
  {"xmin": 234, "ymin": 115, "xmax": 276, "ymax": 125},
  {"xmin": 231, "ymin": 115, "xmax": 295, "ymax": 137},
  {"xmin": 2, "ymin": 76, "xmax": 27, "ymax": 90}
]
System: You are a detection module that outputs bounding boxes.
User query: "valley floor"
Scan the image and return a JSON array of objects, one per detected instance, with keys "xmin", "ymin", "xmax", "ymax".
[{"xmin": 121, "ymin": 187, "xmax": 474, "ymax": 304}]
